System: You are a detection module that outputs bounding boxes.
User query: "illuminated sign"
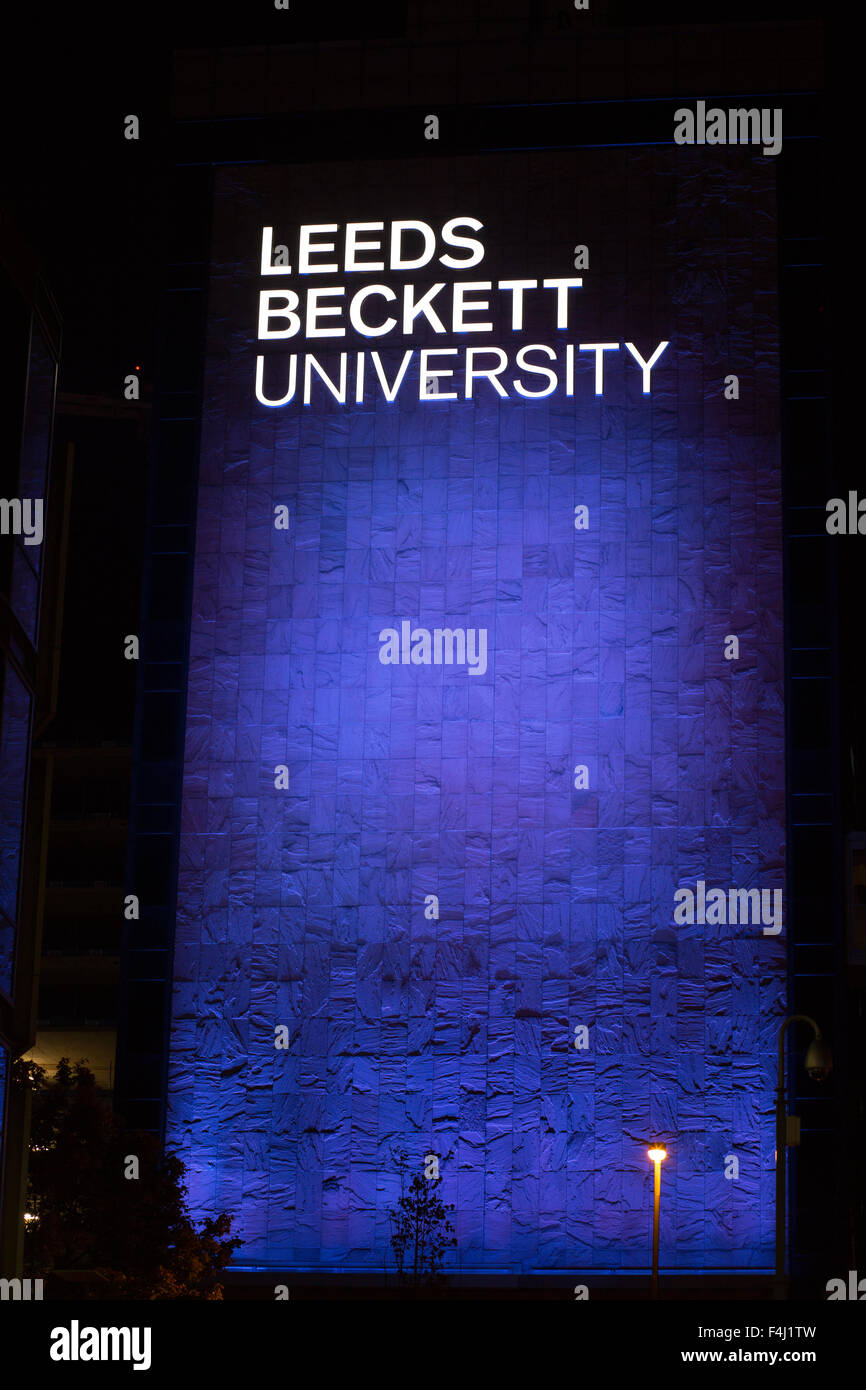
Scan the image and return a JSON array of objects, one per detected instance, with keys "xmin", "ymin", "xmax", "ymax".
[{"xmin": 254, "ymin": 218, "xmax": 669, "ymax": 405}]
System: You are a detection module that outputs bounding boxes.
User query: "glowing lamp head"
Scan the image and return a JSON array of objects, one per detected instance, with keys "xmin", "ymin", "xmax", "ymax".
[{"xmin": 647, "ymin": 1146, "xmax": 667, "ymax": 1164}]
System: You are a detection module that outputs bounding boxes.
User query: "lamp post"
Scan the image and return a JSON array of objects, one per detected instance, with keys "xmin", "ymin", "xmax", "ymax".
[
  {"xmin": 774, "ymin": 1015, "xmax": 832, "ymax": 1299},
  {"xmin": 647, "ymin": 1145, "xmax": 667, "ymax": 1299}
]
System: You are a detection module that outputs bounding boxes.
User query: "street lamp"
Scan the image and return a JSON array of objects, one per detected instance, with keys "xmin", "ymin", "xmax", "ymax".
[
  {"xmin": 647, "ymin": 1145, "xmax": 667, "ymax": 1298},
  {"xmin": 775, "ymin": 1015, "xmax": 832, "ymax": 1298}
]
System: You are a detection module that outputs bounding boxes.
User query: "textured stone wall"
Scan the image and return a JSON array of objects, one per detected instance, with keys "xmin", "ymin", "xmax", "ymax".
[{"xmin": 167, "ymin": 148, "xmax": 785, "ymax": 1273}]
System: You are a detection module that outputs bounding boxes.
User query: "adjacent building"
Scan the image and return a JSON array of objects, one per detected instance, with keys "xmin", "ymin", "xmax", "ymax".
[{"xmin": 0, "ymin": 210, "xmax": 63, "ymax": 1276}]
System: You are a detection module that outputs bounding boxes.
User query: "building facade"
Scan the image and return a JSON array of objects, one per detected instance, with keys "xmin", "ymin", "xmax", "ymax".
[{"xmin": 118, "ymin": 4, "xmax": 845, "ymax": 1286}]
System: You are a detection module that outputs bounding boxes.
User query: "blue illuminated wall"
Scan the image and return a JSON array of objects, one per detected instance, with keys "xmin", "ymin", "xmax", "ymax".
[{"xmin": 167, "ymin": 149, "xmax": 785, "ymax": 1273}]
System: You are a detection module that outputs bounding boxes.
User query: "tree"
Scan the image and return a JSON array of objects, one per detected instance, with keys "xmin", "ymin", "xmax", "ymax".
[
  {"xmin": 12, "ymin": 1057, "xmax": 241, "ymax": 1299},
  {"xmin": 387, "ymin": 1148, "xmax": 457, "ymax": 1290}
]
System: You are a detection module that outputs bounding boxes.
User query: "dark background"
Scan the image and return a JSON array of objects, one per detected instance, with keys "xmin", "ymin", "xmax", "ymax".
[{"xmin": 0, "ymin": 0, "xmax": 858, "ymax": 1292}]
